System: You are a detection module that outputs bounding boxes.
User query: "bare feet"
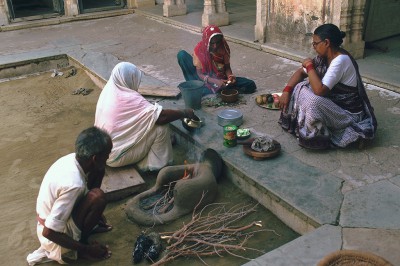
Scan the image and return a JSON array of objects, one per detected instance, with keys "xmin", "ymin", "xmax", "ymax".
[
  {"xmin": 91, "ymin": 220, "xmax": 113, "ymax": 234},
  {"xmin": 79, "ymin": 242, "xmax": 112, "ymax": 261}
]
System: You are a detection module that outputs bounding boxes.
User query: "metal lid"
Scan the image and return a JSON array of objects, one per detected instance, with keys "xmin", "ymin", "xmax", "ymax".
[
  {"xmin": 217, "ymin": 109, "xmax": 243, "ymax": 127},
  {"xmin": 217, "ymin": 109, "xmax": 243, "ymax": 120}
]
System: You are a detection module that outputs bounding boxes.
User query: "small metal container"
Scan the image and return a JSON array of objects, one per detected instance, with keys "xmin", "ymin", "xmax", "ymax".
[
  {"xmin": 217, "ymin": 109, "xmax": 243, "ymax": 127},
  {"xmin": 182, "ymin": 115, "xmax": 202, "ymax": 132}
]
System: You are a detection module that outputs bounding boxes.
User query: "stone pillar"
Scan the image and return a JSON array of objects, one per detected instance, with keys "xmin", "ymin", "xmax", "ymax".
[
  {"xmin": 254, "ymin": 0, "xmax": 268, "ymax": 43},
  {"xmin": 163, "ymin": 0, "xmax": 187, "ymax": 17},
  {"xmin": 0, "ymin": 0, "xmax": 9, "ymax": 25},
  {"xmin": 202, "ymin": 0, "xmax": 229, "ymax": 27},
  {"xmin": 334, "ymin": 0, "xmax": 366, "ymax": 59},
  {"xmin": 348, "ymin": 0, "xmax": 366, "ymax": 59},
  {"xmin": 127, "ymin": 0, "xmax": 155, "ymax": 9},
  {"xmin": 64, "ymin": 0, "xmax": 79, "ymax": 16}
]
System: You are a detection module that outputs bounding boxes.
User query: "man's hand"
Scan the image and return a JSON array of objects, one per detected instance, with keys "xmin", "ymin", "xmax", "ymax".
[
  {"xmin": 81, "ymin": 241, "xmax": 112, "ymax": 260},
  {"xmin": 182, "ymin": 109, "xmax": 196, "ymax": 120}
]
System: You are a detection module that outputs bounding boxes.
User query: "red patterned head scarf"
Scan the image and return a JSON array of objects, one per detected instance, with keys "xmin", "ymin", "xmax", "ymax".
[{"xmin": 194, "ymin": 25, "xmax": 230, "ymax": 78}]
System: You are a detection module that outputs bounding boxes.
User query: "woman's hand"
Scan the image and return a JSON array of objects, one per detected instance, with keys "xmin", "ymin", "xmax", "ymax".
[
  {"xmin": 227, "ymin": 75, "xmax": 236, "ymax": 85},
  {"xmin": 302, "ymin": 58, "xmax": 314, "ymax": 68},
  {"xmin": 214, "ymin": 79, "xmax": 227, "ymax": 89},
  {"xmin": 277, "ymin": 92, "xmax": 291, "ymax": 112}
]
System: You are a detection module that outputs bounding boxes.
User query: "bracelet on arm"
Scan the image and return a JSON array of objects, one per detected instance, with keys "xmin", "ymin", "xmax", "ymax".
[
  {"xmin": 305, "ymin": 64, "xmax": 315, "ymax": 73},
  {"xmin": 283, "ymin": 85, "xmax": 293, "ymax": 93},
  {"xmin": 203, "ymin": 75, "xmax": 209, "ymax": 84}
]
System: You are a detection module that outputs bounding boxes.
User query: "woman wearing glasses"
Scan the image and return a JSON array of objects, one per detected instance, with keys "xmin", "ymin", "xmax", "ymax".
[
  {"xmin": 177, "ymin": 25, "xmax": 256, "ymax": 95},
  {"xmin": 276, "ymin": 24, "xmax": 377, "ymax": 149}
]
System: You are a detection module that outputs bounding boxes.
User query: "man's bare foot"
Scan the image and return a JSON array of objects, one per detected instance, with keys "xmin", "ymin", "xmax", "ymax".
[
  {"xmin": 79, "ymin": 243, "xmax": 112, "ymax": 261},
  {"xmin": 91, "ymin": 220, "xmax": 113, "ymax": 234},
  {"xmin": 79, "ymin": 250, "xmax": 112, "ymax": 261}
]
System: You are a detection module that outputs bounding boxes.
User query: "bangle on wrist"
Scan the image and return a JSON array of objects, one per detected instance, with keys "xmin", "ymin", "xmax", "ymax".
[
  {"xmin": 283, "ymin": 85, "xmax": 293, "ymax": 93},
  {"xmin": 203, "ymin": 75, "xmax": 209, "ymax": 83},
  {"xmin": 306, "ymin": 64, "xmax": 314, "ymax": 73}
]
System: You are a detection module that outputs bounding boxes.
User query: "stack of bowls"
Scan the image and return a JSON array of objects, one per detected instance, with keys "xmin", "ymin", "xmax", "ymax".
[{"xmin": 217, "ymin": 109, "xmax": 243, "ymax": 127}]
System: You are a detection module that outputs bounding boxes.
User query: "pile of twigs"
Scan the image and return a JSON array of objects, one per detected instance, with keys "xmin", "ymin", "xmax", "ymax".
[
  {"xmin": 152, "ymin": 197, "xmax": 280, "ymax": 265},
  {"xmin": 142, "ymin": 182, "xmax": 176, "ymax": 215},
  {"xmin": 142, "ymin": 161, "xmax": 194, "ymax": 216}
]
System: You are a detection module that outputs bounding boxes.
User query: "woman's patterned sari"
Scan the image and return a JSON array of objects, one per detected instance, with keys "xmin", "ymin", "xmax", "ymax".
[{"xmin": 279, "ymin": 50, "xmax": 377, "ymax": 149}]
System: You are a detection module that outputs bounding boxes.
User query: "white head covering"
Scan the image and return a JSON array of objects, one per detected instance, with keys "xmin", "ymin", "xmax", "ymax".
[
  {"xmin": 94, "ymin": 62, "xmax": 163, "ymax": 163},
  {"xmin": 110, "ymin": 62, "xmax": 142, "ymax": 92}
]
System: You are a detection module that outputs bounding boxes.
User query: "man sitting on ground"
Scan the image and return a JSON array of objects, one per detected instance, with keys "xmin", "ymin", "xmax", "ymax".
[{"xmin": 27, "ymin": 127, "xmax": 113, "ymax": 265}]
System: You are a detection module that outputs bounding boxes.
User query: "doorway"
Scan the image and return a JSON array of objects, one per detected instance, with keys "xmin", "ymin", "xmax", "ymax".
[
  {"xmin": 7, "ymin": 0, "xmax": 64, "ymax": 21},
  {"xmin": 363, "ymin": 0, "xmax": 400, "ymax": 56},
  {"xmin": 79, "ymin": 0, "xmax": 125, "ymax": 14}
]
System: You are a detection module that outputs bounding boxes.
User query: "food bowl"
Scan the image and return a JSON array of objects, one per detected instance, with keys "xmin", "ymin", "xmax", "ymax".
[
  {"xmin": 220, "ymin": 89, "xmax": 239, "ymax": 103},
  {"xmin": 182, "ymin": 115, "xmax": 202, "ymax": 132},
  {"xmin": 236, "ymin": 128, "xmax": 251, "ymax": 140}
]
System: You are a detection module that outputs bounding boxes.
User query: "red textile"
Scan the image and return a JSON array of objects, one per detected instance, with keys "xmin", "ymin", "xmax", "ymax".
[{"xmin": 194, "ymin": 25, "xmax": 230, "ymax": 80}]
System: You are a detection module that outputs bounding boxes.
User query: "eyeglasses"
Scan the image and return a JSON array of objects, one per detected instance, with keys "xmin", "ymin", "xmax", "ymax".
[{"xmin": 312, "ymin": 40, "xmax": 325, "ymax": 47}]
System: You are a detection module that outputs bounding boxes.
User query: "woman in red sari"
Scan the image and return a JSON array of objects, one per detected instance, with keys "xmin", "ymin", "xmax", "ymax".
[{"xmin": 178, "ymin": 25, "xmax": 256, "ymax": 95}]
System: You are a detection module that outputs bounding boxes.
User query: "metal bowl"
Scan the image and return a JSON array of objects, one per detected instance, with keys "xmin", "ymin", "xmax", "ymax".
[
  {"xmin": 217, "ymin": 109, "xmax": 243, "ymax": 127},
  {"xmin": 182, "ymin": 115, "xmax": 202, "ymax": 131}
]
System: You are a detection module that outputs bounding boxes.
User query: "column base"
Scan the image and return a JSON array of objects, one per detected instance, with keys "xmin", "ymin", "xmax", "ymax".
[
  {"xmin": 254, "ymin": 24, "xmax": 266, "ymax": 43},
  {"xmin": 64, "ymin": 0, "xmax": 79, "ymax": 16},
  {"xmin": 202, "ymin": 12, "xmax": 229, "ymax": 27},
  {"xmin": 163, "ymin": 4, "xmax": 187, "ymax": 17},
  {"xmin": 127, "ymin": 0, "xmax": 155, "ymax": 9},
  {"xmin": 0, "ymin": 3, "xmax": 9, "ymax": 25},
  {"xmin": 344, "ymin": 41, "xmax": 365, "ymax": 59}
]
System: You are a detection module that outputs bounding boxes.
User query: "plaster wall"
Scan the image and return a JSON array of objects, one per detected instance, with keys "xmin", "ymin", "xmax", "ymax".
[
  {"xmin": 266, "ymin": 0, "xmax": 329, "ymax": 55},
  {"xmin": 256, "ymin": 0, "xmax": 367, "ymax": 59}
]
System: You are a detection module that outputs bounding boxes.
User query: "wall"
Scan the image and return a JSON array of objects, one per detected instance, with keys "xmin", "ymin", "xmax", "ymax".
[
  {"xmin": 256, "ymin": 0, "xmax": 367, "ymax": 59},
  {"xmin": 266, "ymin": 0, "xmax": 330, "ymax": 55}
]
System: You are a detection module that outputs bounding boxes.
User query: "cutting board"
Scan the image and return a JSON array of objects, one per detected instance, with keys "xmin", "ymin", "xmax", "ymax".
[
  {"xmin": 139, "ymin": 85, "xmax": 181, "ymax": 98},
  {"xmin": 101, "ymin": 165, "xmax": 146, "ymax": 202}
]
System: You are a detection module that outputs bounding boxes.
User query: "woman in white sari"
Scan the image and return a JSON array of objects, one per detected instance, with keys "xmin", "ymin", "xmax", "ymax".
[{"xmin": 95, "ymin": 62, "xmax": 195, "ymax": 171}]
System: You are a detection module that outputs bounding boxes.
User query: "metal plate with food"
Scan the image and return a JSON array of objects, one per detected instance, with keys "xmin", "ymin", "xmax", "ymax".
[{"xmin": 255, "ymin": 92, "xmax": 282, "ymax": 110}]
